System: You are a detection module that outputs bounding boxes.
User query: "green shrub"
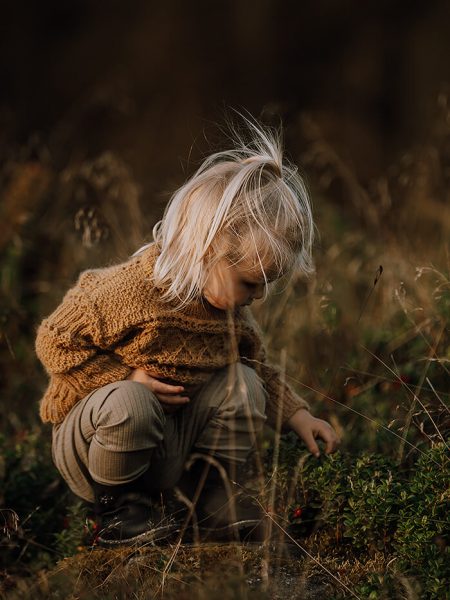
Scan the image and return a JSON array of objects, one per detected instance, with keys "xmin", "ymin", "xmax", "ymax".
[
  {"xmin": 353, "ymin": 571, "xmax": 421, "ymax": 600},
  {"xmin": 295, "ymin": 450, "xmax": 401, "ymax": 554},
  {"xmin": 394, "ymin": 442, "xmax": 449, "ymax": 598},
  {"xmin": 276, "ymin": 438, "xmax": 449, "ymax": 598},
  {"xmin": 0, "ymin": 431, "xmax": 88, "ymax": 572},
  {"xmin": 342, "ymin": 454, "xmax": 402, "ymax": 552}
]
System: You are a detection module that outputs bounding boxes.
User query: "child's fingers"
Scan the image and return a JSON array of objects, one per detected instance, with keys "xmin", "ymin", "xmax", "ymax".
[
  {"xmin": 156, "ymin": 393, "xmax": 190, "ymax": 405},
  {"xmin": 317, "ymin": 424, "xmax": 341, "ymax": 454},
  {"xmin": 302, "ymin": 431, "xmax": 320, "ymax": 458},
  {"xmin": 151, "ymin": 379, "xmax": 185, "ymax": 395},
  {"xmin": 324, "ymin": 436, "xmax": 338, "ymax": 454}
]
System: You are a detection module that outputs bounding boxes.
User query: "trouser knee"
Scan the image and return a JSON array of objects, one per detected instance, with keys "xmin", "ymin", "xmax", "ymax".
[
  {"xmin": 220, "ymin": 363, "xmax": 267, "ymax": 432},
  {"xmin": 92, "ymin": 380, "xmax": 165, "ymax": 451},
  {"xmin": 193, "ymin": 363, "xmax": 267, "ymax": 465},
  {"xmin": 85, "ymin": 380, "xmax": 165, "ymax": 486}
]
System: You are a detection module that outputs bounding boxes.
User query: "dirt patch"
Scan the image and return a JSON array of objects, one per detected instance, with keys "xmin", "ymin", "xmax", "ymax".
[{"xmin": 3, "ymin": 540, "xmax": 389, "ymax": 599}]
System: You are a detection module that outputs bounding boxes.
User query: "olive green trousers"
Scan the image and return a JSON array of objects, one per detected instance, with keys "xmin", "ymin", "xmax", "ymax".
[{"xmin": 52, "ymin": 363, "xmax": 267, "ymax": 503}]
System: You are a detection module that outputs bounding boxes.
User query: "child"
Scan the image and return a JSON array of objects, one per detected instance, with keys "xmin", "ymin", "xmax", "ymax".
[{"xmin": 35, "ymin": 116, "xmax": 340, "ymax": 546}]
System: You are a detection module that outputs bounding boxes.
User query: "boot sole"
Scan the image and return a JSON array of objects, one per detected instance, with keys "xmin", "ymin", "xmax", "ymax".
[
  {"xmin": 97, "ymin": 518, "xmax": 263, "ymax": 547},
  {"xmin": 97, "ymin": 523, "xmax": 179, "ymax": 547},
  {"xmin": 193, "ymin": 518, "xmax": 266, "ymax": 543}
]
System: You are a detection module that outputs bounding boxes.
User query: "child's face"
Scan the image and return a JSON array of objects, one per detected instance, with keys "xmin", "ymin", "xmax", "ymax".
[{"xmin": 203, "ymin": 257, "xmax": 274, "ymax": 310}]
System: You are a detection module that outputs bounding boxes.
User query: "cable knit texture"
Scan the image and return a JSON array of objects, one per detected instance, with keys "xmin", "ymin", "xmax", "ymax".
[{"xmin": 35, "ymin": 244, "xmax": 309, "ymax": 427}]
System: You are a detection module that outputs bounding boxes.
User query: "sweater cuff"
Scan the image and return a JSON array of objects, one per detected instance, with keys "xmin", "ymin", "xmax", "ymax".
[
  {"xmin": 265, "ymin": 391, "xmax": 310, "ymax": 431},
  {"xmin": 63, "ymin": 357, "xmax": 132, "ymax": 395},
  {"xmin": 39, "ymin": 377, "xmax": 80, "ymax": 424},
  {"xmin": 281, "ymin": 397, "xmax": 310, "ymax": 428},
  {"xmin": 39, "ymin": 360, "xmax": 133, "ymax": 424}
]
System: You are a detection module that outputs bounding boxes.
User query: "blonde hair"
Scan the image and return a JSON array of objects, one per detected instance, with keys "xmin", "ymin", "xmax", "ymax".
[{"xmin": 138, "ymin": 114, "xmax": 314, "ymax": 310}]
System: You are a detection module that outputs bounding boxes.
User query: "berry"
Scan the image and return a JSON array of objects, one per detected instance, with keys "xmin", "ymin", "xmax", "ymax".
[{"xmin": 292, "ymin": 507, "xmax": 303, "ymax": 519}]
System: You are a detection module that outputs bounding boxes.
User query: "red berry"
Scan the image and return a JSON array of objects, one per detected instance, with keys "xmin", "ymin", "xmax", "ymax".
[{"xmin": 292, "ymin": 507, "xmax": 303, "ymax": 519}]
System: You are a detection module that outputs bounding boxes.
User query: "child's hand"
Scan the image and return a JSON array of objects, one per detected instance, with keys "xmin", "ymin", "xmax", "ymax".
[
  {"xmin": 126, "ymin": 368, "xmax": 190, "ymax": 413},
  {"xmin": 287, "ymin": 408, "xmax": 340, "ymax": 457}
]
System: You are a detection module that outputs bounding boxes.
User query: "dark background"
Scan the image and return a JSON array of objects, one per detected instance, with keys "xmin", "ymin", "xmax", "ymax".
[
  {"xmin": 0, "ymin": 6, "xmax": 449, "ymax": 588},
  {"xmin": 1, "ymin": 0, "xmax": 449, "ymax": 429},
  {"xmin": 1, "ymin": 0, "xmax": 449, "ymax": 195}
]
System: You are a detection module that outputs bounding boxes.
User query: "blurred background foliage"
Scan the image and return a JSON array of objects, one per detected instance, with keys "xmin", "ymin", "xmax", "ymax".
[
  {"xmin": 0, "ymin": 1, "xmax": 449, "ymax": 597},
  {"xmin": 0, "ymin": 0, "xmax": 449, "ymax": 432}
]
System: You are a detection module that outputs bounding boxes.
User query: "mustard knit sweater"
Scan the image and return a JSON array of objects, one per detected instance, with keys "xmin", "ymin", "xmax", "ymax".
[{"xmin": 35, "ymin": 244, "xmax": 309, "ymax": 427}]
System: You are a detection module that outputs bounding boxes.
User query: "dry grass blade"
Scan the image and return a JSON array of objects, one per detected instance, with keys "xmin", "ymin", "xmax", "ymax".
[
  {"xmin": 362, "ymin": 346, "xmax": 450, "ymax": 452},
  {"xmin": 253, "ymin": 500, "xmax": 362, "ymax": 600},
  {"xmin": 426, "ymin": 377, "xmax": 450, "ymax": 415},
  {"xmin": 357, "ymin": 265, "xmax": 383, "ymax": 324},
  {"xmin": 276, "ymin": 367, "xmax": 444, "ymax": 467}
]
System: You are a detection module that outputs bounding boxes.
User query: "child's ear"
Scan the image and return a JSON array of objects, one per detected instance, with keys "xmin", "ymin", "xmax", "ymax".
[
  {"xmin": 199, "ymin": 246, "xmax": 213, "ymax": 265},
  {"xmin": 203, "ymin": 235, "xmax": 227, "ymax": 264}
]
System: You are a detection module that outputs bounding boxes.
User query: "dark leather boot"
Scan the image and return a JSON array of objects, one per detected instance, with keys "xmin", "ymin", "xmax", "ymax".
[
  {"xmin": 93, "ymin": 477, "xmax": 182, "ymax": 547},
  {"xmin": 177, "ymin": 457, "xmax": 268, "ymax": 543}
]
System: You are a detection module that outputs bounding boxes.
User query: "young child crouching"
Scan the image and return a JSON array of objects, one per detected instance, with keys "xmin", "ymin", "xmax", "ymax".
[{"xmin": 35, "ymin": 117, "xmax": 339, "ymax": 546}]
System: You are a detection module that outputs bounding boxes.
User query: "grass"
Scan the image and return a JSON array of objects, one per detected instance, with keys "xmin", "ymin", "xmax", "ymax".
[{"xmin": 1, "ymin": 92, "xmax": 449, "ymax": 598}]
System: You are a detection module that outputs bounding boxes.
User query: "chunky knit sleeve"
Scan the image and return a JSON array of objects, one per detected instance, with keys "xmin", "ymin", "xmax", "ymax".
[
  {"xmin": 240, "ymin": 309, "xmax": 310, "ymax": 430},
  {"xmin": 35, "ymin": 281, "xmax": 132, "ymax": 424},
  {"xmin": 252, "ymin": 349, "xmax": 310, "ymax": 430}
]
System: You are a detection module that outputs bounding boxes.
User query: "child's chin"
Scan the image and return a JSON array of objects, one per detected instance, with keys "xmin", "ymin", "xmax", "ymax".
[
  {"xmin": 213, "ymin": 300, "xmax": 239, "ymax": 311},
  {"xmin": 204, "ymin": 295, "xmax": 240, "ymax": 311},
  {"xmin": 204, "ymin": 296, "xmax": 228, "ymax": 310}
]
